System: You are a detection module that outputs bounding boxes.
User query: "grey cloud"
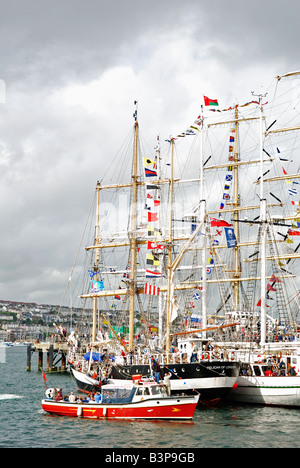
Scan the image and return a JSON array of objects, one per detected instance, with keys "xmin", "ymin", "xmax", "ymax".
[{"xmin": 0, "ymin": 0, "xmax": 299, "ymax": 303}]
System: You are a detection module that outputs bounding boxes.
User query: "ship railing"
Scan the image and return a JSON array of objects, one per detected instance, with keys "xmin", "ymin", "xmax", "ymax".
[
  {"xmin": 129, "ymin": 351, "xmax": 229, "ymax": 366},
  {"xmin": 68, "ymin": 348, "xmax": 236, "ymax": 370},
  {"xmin": 67, "ymin": 350, "xmax": 89, "ymax": 371},
  {"xmin": 129, "ymin": 353, "xmax": 178, "ymax": 366}
]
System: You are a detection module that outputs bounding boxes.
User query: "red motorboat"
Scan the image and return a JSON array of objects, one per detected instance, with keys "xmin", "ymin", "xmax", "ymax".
[{"xmin": 42, "ymin": 377, "xmax": 199, "ymax": 420}]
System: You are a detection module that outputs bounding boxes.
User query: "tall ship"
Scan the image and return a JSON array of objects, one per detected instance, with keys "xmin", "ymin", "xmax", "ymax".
[
  {"xmin": 64, "ymin": 71, "xmax": 300, "ymax": 407},
  {"xmin": 64, "ymin": 101, "xmax": 240, "ymax": 405},
  {"xmin": 219, "ymin": 71, "xmax": 300, "ymax": 407}
]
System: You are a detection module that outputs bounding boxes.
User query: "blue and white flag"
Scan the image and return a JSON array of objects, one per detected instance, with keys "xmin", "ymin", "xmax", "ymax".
[
  {"xmin": 191, "ymin": 314, "xmax": 201, "ymax": 323},
  {"xmin": 225, "ymin": 227, "xmax": 237, "ymax": 248},
  {"xmin": 90, "ymin": 280, "xmax": 105, "ymax": 293}
]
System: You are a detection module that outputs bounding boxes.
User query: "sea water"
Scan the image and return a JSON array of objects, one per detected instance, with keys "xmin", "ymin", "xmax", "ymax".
[{"xmin": 0, "ymin": 346, "xmax": 299, "ymax": 449}]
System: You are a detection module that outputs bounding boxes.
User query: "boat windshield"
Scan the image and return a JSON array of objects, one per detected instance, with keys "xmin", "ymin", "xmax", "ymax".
[
  {"xmin": 151, "ymin": 385, "xmax": 168, "ymax": 396},
  {"xmin": 101, "ymin": 387, "xmax": 135, "ymax": 404}
]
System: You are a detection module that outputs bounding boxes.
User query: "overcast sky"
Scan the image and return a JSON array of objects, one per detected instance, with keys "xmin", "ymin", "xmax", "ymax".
[{"xmin": 0, "ymin": 0, "xmax": 299, "ymax": 305}]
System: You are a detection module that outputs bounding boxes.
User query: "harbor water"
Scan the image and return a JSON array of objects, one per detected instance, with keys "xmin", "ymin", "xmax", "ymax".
[{"xmin": 0, "ymin": 346, "xmax": 299, "ymax": 449}]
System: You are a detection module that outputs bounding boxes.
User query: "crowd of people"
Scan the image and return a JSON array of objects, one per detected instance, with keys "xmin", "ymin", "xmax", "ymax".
[{"xmin": 50, "ymin": 388, "xmax": 102, "ymax": 403}]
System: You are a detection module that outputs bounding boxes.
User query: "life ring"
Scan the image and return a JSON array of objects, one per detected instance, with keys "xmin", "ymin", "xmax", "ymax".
[
  {"xmin": 45, "ymin": 388, "xmax": 55, "ymax": 399},
  {"xmin": 212, "ymin": 346, "xmax": 221, "ymax": 359},
  {"xmin": 202, "ymin": 352, "xmax": 209, "ymax": 360},
  {"xmin": 256, "ymin": 354, "xmax": 262, "ymax": 364}
]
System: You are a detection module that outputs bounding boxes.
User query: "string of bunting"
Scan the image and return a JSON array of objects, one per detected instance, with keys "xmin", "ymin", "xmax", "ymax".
[
  {"xmin": 164, "ymin": 96, "xmax": 266, "ymax": 309},
  {"xmin": 143, "ymin": 151, "xmax": 164, "ymax": 296},
  {"xmin": 206, "ymin": 98, "xmax": 268, "ymax": 113},
  {"xmin": 282, "ymin": 164, "xmax": 300, "ymax": 245}
]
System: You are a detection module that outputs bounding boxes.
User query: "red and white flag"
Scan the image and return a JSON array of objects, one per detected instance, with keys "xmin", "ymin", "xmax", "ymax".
[
  {"xmin": 147, "ymin": 240, "xmax": 166, "ymax": 250},
  {"xmin": 148, "ymin": 212, "xmax": 159, "ymax": 222},
  {"xmin": 145, "ymin": 269, "xmax": 162, "ymax": 278},
  {"xmin": 144, "ymin": 283, "xmax": 160, "ymax": 296}
]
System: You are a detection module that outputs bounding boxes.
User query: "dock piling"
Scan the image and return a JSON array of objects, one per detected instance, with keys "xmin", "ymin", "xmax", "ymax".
[
  {"xmin": 29, "ymin": 341, "xmax": 69, "ymax": 374},
  {"xmin": 38, "ymin": 351, "xmax": 43, "ymax": 371},
  {"xmin": 27, "ymin": 344, "xmax": 32, "ymax": 372}
]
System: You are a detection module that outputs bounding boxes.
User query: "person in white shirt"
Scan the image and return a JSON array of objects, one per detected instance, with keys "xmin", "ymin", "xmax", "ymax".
[{"xmin": 68, "ymin": 392, "xmax": 76, "ymax": 403}]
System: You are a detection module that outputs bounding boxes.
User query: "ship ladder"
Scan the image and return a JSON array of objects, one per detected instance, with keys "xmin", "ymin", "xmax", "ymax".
[{"xmin": 267, "ymin": 226, "xmax": 297, "ymax": 335}]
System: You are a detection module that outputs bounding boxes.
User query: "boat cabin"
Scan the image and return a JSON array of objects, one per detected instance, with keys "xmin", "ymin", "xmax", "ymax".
[
  {"xmin": 239, "ymin": 353, "xmax": 300, "ymax": 377},
  {"xmin": 131, "ymin": 381, "xmax": 168, "ymax": 402},
  {"xmin": 177, "ymin": 336, "xmax": 221, "ymax": 360},
  {"xmin": 102, "ymin": 379, "xmax": 169, "ymax": 404}
]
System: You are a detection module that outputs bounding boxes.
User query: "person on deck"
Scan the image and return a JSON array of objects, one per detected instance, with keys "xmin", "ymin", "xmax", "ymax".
[
  {"xmin": 278, "ymin": 359, "xmax": 286, "ymax": 376},
  {"xmin": 55, "ymin": 390, "xmax": 63, "ymax": 401},
  {"xmin": 153, "ymin": 360, "xmax": 161, "ymax": 383},
  {"xmin": 163, "ymin": 371, "xmax": 171, "ymax": 395},
  {"xmin": 288, "ymin": 366, "xmax": 296, "ymax": 376}
]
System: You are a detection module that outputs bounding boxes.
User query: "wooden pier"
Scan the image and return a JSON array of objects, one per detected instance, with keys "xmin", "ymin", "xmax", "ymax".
[{"xmin": 27, "ymin": 341, "xmax": 69, "ymax": 373}]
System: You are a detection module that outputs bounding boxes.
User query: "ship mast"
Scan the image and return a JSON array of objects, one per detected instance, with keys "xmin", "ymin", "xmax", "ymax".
[
  {"xmin": 207, "ymin": 111, "xmax": 261, "ymax": 314},
  {"xmin": 232, "ymin": 106, "xmax": 241, "ymax": 309},
  {"xmin": 129, "ymin": 102, "xmax": 139, "ymax": 351},
  {"xmin": 166, "ymin": 138, "xmax": 175, "ymax": 353},
  {"xmin": 92, "ymin": 180, "xmax": 101, "ymax": 343},
  {"xmin": 199, "ymin": 108, "xmax": 207, "ymax": 338},
  {"xmin": 254, "ymin": 91, "xmax": 268, "ymax": 346}
]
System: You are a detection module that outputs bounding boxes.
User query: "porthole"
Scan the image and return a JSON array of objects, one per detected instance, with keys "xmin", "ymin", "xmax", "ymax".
[{"xmin": 181, "ymin": 368, "xmax": 185, "ymax": 372}]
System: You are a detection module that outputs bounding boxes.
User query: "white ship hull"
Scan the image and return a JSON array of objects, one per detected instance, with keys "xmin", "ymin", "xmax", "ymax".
[{"xmin": 226, "ymin": 375, "xmax": 300, "ymax": 407}]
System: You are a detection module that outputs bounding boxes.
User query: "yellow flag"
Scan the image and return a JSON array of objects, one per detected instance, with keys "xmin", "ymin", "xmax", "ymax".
[{"xmin": 143, "ymin": 157, "xmax": 156, "ymax": 167}]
